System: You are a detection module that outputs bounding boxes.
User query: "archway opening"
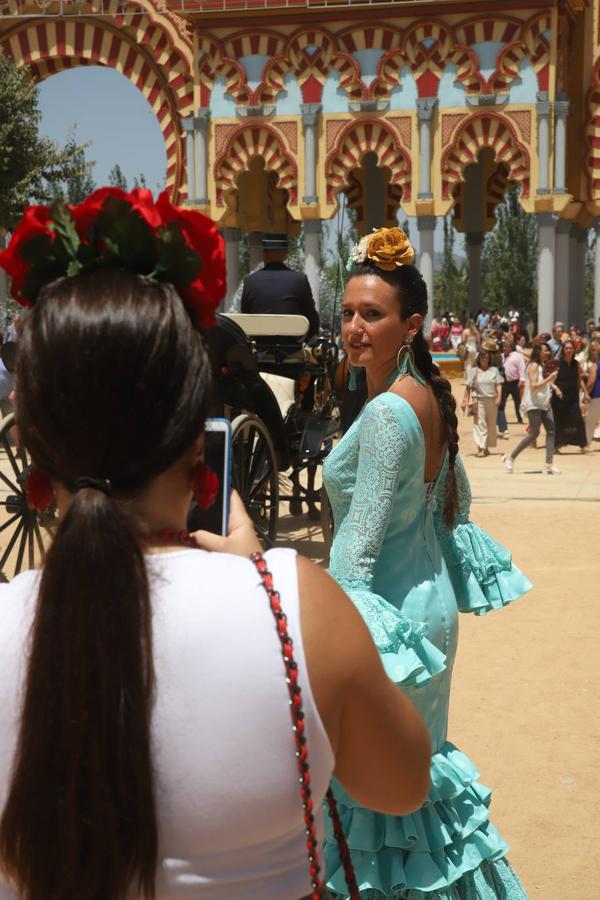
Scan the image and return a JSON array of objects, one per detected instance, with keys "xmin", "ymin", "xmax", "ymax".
[{"xmin": 38, "ymin": 66, "xmax": 168, "ymax": 194}]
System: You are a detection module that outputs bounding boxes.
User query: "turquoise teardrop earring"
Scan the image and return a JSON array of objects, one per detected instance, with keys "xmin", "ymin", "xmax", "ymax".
[{"xmin": 396, "ymin": 333, "xmax": 427, "ymax": 387}]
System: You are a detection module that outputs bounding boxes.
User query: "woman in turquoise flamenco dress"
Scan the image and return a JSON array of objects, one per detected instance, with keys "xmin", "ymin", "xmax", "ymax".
[{"xmin": 323, "ymin": 227, "xmax": 532, "ymax": 900}]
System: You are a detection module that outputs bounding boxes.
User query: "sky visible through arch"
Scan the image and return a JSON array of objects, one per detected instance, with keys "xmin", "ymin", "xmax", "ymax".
[{"xmin": 38, "ymin": 66, "xmax": 167, "ymax": 193}]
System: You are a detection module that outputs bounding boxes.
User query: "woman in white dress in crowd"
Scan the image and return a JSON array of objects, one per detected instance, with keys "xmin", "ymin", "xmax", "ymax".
[{"xmin": 462, "ymin": 349, "xmax": 503, "ymax": 457}]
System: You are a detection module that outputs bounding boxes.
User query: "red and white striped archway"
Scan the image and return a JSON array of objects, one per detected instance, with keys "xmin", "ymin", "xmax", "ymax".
[
  {"xmin": 214, "ymin": 124, "xmax": 298, "ymax": 207},
  {"xmin": 325, "ymin": 119, "xmax": 412, "ymax": 205},
  {"xmin": 441, "ymin": 112, "xmax": 530, "ymax": 200},
  {"xmin": 1, "ymin": 7, "xmax": 193, "ymax": 198}
]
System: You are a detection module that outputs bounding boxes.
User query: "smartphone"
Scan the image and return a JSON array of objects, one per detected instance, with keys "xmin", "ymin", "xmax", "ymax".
[{"xmin": 187, "ymin": 418, "xmax": 232, "ymax": 536}]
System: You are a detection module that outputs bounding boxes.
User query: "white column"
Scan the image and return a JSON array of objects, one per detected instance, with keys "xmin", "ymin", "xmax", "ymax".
[
  {"xmin": 195, "ymin": 110, "xmax": 210, "ymax": 205},
  {"xmin": 553, "ymin": 99, "xmax": 570, "ymax": 194},
  {"xmin": 466, "ymin": 231, "xmax": 484, "ymax": 318},
  {"xmin": 554, "ymin": 218, "xmax": 571, "ymax": 325},
  {"xmin": 568, "ymin": 224, "xmax": 587, "ymax": 329},
  {"xmin": 417, "ymin": 216, "xmax": 435, "ymax": 335},
  {"xmin": 303, "ymin": 220, "xmax": 321, "ymax": 311},
  {"xmin": 536, "ymin": 94, "xmax": 551, "ymax": 194},
  {"xmin": 182, "ymin": 115, "xmax": 197, "ymax": 203},
  {"xmin": 595, "ymin": 219, "xmax": 600, "ymax": 324},
  {"xmin": 301, "ymin": 103, "xmax": 321, "ymax": 204},
  {"xmin": 537, "ymin": 213, "xmax": 557, "ymax": 332},
  {"xmin": 249, "ymin": 231, "xmax": 263, "ymax": 271},
  {"xmin": 223, "ymin": 227, "xmax": 241, "ymax": 310},
  {"xmin": 416, "ymin": 98, "xmax": 438, "ymax": 199}
]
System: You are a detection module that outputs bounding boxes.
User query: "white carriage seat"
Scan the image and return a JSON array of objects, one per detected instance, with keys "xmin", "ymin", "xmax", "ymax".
[
  {"xmin": 224, "ymin": 313, "xmax": 309, "ymax": 339},
  {"xmin": 259, "ymin": 371, "xmax": 296, "ymax": 420}
]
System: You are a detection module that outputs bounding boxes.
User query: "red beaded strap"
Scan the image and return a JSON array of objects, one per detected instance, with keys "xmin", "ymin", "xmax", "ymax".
[{"xmin": 250, "ymin": 552, "xmax": 360, "ymax": 900}]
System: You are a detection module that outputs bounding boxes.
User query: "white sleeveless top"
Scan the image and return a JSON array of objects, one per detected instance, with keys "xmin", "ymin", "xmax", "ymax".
[{"xmin": 0, "ymin": 548, "xmax": 334, "ymax": 899}]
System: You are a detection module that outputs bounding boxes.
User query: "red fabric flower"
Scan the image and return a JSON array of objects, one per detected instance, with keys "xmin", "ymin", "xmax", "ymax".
[
  {"xmin": 24, "ymin": 466, "xmax": 54, "ymax": 513},
  {"xmin": 0, "ymin": 206, "xmax": 55, "ymax": 305},
  {"xmin": 156, "ymin": 192, "xmax": 226, "ymax": 327},
  {"xmin": 192, "ymin": 462, "xmax": 219, "ymax": 509},
  {"xmin": 71, "ymin": 186, "xmax": 162, "ymax": 240}
]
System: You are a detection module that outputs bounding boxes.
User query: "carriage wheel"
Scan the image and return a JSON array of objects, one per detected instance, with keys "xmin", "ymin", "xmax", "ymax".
[
  {"xmin": 231, "ymin": 414, "xmax": 279, "ymax": 548},
  {"xmin": 0, "ymin": 414, "xmax": 57, "ymax": 582}
]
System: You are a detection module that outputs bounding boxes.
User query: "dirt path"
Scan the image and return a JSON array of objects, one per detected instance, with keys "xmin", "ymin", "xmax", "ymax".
[{"xmin": 281, "ymin": 379, "xmax": 600, "ymax": 899}]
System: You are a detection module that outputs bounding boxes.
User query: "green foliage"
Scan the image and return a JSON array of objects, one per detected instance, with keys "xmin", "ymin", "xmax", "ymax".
[
  {"xmin": 481, "ymin": 187, "xmax": 538, "ymax": 314},
  {"xmin": 319, "ymin": 205, "xmax": 358, "ymax": 331},
  {"xmin": 0, "ymin": 50, "xmax": 91, "ymax": 229},
  {"xmin": 49, "ymin": 130, "xmax": 96, "ymax": 205},
  {"xmin": 433, "ymin": 216, "xmax": 468, "ymax": 314},
  {"xmin": 108, "ymin": 164, "xmax": 128, "ymax": 190}
]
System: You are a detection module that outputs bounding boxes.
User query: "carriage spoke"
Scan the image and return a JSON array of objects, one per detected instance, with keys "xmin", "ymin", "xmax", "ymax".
[
  {"xmin": 0, "ymin": 512, "xmax": 21, "ymax": 534},
  {"xmin": 14, "ymin": 520, "xmax": 29, "ymax": 575},
  {"xmin": 33, "ymin": 519, "xmax": 46, "ymax": 559},
  {"xmin": 27, "ymin": 523, "xmax": 35, "ymax": 570},
  {"xmin": 0, "ymin": 518, "xmax": 25, "ymax": 573},
  {"xmin": 0, "ymin": 467, "xmax": 23, "ymax": 496},
  {"xmin": 4, "ymin": 438, "xmax": 26, "ymax": 482}
]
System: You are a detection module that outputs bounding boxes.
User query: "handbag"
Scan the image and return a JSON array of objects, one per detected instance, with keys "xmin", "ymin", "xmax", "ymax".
[{"xmin": 250, "ymin": 552, "xmax": 359, "ymax": 900}]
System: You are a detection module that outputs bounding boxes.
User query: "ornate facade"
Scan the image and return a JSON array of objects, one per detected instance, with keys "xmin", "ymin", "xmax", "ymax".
[{"xmin": 0, "ymin": 0, "xmax": 598, "ymax": 327}]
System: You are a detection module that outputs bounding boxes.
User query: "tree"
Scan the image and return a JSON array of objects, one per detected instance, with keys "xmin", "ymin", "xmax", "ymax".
[
  {"xmin": 49, "ymin": 130, "xmax": 96, "ymax": 205},
  {"xmin": 0, "ymin": 50, "xmax": 90, "ymax": 229},
  {"xmin": 433, "ymin": 216, "xmax": 468, "ymax": 314},
  {"xmin": 108, "ymin": 164, "xmax": 128, "ymax": 190},
  {"xmin": 481, "ymin": 187, "xmax": 538, "ymax": 314}
]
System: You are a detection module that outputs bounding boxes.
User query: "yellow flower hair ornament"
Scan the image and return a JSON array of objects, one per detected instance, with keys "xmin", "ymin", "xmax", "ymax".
[{"xmin": 346, "ymin": 226, "xmax": 415, "ymax": 272}]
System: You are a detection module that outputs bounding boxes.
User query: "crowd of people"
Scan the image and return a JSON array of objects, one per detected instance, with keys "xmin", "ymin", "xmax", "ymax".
[
  {"xmin": 442, "ymin": 310, "xmax": 600, "ymax": 470},
  {"xmin": 0, "ymin": 199, "xmax": 535, "ymax": 900}
]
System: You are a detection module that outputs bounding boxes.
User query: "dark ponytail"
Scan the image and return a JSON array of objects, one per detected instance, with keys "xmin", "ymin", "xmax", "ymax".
[
  {"xmin": 1, "ymin": 269, "xmax": 211, "ymax": 900},
  {"xmin": 349, "ymin": 261, "xmax": 460, "ymax": 528}
]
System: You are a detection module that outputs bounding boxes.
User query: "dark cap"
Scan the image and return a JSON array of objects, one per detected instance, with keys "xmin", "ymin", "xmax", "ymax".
[{"xmin": 262, "ymin": 232, "xmax": 288, "ymax": 250}]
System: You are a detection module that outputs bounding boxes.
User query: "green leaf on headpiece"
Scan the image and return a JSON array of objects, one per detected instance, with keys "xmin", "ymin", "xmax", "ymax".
[
  {"xmin": 50, "ymin": 204, "xmax": 82, "ymax": 259},
  {"xmin": 95, "ymin": 197, "xmax": 157, "ymax": 275},
  {"xmin": 152, "ymin": 223, "xmax": 201, "ymax": 287},
  {"xmin": 20, "ymin": 233, "xmax": 72, "ymax": 302}
]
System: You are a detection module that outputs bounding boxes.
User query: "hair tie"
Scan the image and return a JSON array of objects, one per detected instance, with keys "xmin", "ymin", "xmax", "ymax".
[{"xmin": 73, "ymin": 476, "xmax": 113, "ymax": 496}]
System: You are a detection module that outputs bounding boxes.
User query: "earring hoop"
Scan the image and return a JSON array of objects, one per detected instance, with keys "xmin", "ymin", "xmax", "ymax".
[{"xmin": 396, "ymin": 343, "xmax": 414, "ymax": 373}]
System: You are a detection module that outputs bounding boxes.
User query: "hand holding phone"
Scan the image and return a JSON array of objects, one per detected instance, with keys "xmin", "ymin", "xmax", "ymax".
[
  {"xmin": 191, "ymin": 490, "xmax": 262, "ymax": 557},
  {"xmin": 187, "ymin": 418, "xmax": 232, "ymax": 536}
]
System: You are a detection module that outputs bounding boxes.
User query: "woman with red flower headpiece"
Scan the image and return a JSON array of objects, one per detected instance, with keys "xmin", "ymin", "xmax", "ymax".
[{"xmin": 0, "ymin": 191, "xmax": 429, "ymax": 900}]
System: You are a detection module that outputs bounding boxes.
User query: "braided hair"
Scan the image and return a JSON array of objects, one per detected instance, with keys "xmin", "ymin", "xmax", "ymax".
[{"xmin": 348, "ymin": 261, "xmax": 459, "ymax": 528}]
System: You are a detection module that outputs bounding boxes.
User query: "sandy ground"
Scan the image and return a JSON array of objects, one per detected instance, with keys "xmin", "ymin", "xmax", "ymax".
[
  {"xmin": 0, "ymin": 379, "xmax": 597, "ymax": 898},
  {"xmin": 280, "ymin": 380, "xmax": 600, "ymax": 900}
]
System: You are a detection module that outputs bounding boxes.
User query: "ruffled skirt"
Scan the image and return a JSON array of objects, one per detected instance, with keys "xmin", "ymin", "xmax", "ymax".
[{"xmin": 324, "ymin": 743, "xmax": 528, "ymax": 899}]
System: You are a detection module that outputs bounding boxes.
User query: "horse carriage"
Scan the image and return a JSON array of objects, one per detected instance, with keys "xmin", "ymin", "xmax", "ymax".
[{"xmin": 0, "ymin": 313, "xmax": 341, "ymax": 580}]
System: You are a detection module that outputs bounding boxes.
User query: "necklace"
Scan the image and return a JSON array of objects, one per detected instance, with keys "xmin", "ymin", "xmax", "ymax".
[{"xmin": 147, "ymin": 528, "xmax": 199, "ymax": 549}]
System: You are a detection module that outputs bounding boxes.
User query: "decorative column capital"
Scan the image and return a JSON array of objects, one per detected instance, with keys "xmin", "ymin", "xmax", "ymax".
[
  {"xmin": 301, "ymin": 103, "xmax": 322, "ymax": 127},
  {"xmin": 536, "ymin": 91, "xmax": 551, "ymax": 117},
  {"xmin": 182, "ymin": 114, "xmax": 195, "ymax": 134},
  {"xmin": 194, "ymin": 108, "xmax": 211, "ymax": 132},
  {"xmin": 536, "ymin": 212, "xmax": 558, "ymax": 228},
  {"xmin": 416, "ymin": 216, "xmax": 436, "ymax": 231},
  {"xmin": 416, "ymin": 97, "xmax": 438, "ymax": 121},
  {"xmin": 466, "ymin": 231, "xmax": 484, "ymax": 247},
  {"xmin": 303, "ymin": 219, "xmax": 321, "ymax": 235},
  {"xmin": 554, "ymin": 99, "xmax": 571, "ymax": 120},
  {"xmin": 555, "ymin": 217, "xmax": 571, "ymax": 236}
]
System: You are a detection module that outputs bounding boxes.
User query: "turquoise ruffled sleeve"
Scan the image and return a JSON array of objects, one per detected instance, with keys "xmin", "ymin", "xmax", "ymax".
[
  {"xmin": 433, "ymin": 455, "xmax": 532, "ymax": 615},
  {"xmin": 329, "ymin": 396, "xmax": 446, "ymax": 686}
]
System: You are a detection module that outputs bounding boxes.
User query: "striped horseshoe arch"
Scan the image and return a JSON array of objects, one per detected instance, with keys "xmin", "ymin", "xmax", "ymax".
[
  {"xmin": 214, "ymin": 124, "xmax": 298, "ymax": 207},
  {"xmin": 441, "ymin": 113, "xmax": 530, "ymax": 201},
  {"xmin": 0, "ymin": 7, "xmax": 193, "ymax": 197},
  {"xmin": 325, "ymin": 119, "xmax": 412, "ymax": 205}
]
